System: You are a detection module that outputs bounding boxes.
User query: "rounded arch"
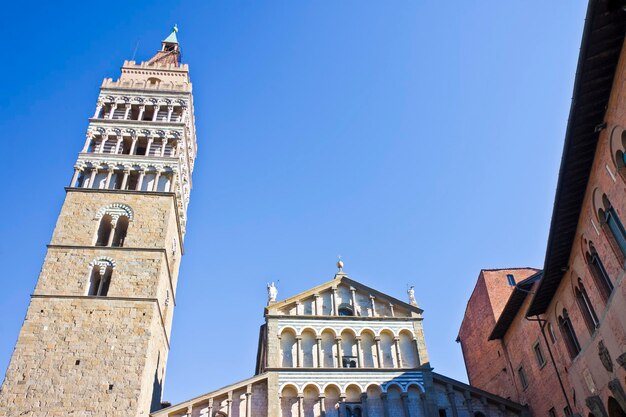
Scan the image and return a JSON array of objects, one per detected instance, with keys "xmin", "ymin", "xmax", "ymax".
[
  {"xmin": 319, "ymin": 327, "xmax": 337, "ymax": 337},
  {"xmin": 96, "ymin": 203, "xmax": 134, "ymax": 221},
  {"xmin": 301, "ymin": 329, "xmax": 317, "ymax": 368},
  {"xmin": 359, "ymin": 328, "xmax": 376, "ymax": 338},
  {"xmin": 592, "ymin": 188, "xmax": 604, "ymax": 223},
  {"xmin": 322, "ymin": 382, "xmax": 342, "ymax": 393},
  {"xmin": 278, "ymin": 326, "xmax": 298, "ymax": 336},
  {"xmin": 345, "ymin": 384, "xmax": 363, "ymax": 402},
  {"xmin": 382, "ymin": 381, "xmax": 404, "ymax": 393},
  {"xmin": 279, "ymin": 383, "xmax": 300, "ymax": 396},
  {"xmin": 303, "ymin": 384, "xmax": 321, "ymax": 417},
  {"xmin": 302, "ymin": 383, "xmax": 321, "ymax": 394},
  {"xmin": 340, "ymin": 328, "xmax": 357, "ymax": 338},
  {"xmin": 378, "ymin": 328, "xmax": 397, "ymax": 338},
  {"xmin": 89, "ymin": 256, "xmax": 116, "ymax": 270},
  {"xmin": 300, "ymin": 327, "xmax": 318, "ymax": 337},
  {"xmin": 405, "ymin": 382, "xmax": 425, "ymax": 393}
]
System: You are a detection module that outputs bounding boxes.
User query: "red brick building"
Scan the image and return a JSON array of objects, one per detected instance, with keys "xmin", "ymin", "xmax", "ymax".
[{"xmin": 458, "ymin": 2, "xmax": 626, "ymax": 417}]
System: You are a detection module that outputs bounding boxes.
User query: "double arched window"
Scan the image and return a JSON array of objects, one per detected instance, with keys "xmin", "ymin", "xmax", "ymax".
[
  {"xmin": 88, "ymin": 258, "xmax": 115, "ymax": 297},
  {"xmin": 574, "ymin": 278, "xmax": 599, "ymax": 333},
  {"xmin": 94, "ymin": 204, "xmax": 133, "ymax": 247},
  {"xmin": 558, "ymin": 309, "xmax": 581, "ymax": 359},
  {"xmin": 585, "ymin": 242, "xmax": 614, "ymax": 302},
  {"xmin": 596, "ymin": 193, "xmax": 626, "ymax": 261}
]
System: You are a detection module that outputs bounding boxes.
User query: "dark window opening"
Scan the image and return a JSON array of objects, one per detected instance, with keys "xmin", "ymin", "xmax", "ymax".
[
  {"xmin": 439, "ymin": 409, "xmax": 447, "ymax": 417},
  {"xmin": 127, "ymin": 171, "xmax": 139, "ymax": 191},
  {"xmin": 575, "ymin": 280, "xmax": 599, "ymax": 333},
  {"xmin": 549, "ymin": 408, "xmax": 557, "ymax": 417},
  {"xmin": 586, "ymin": 244, "xmax": 614, "ymax": 302},
  {"xmin": 605, "ymin": 207, "xmax": 626, "ymax": 258},
  {"xmin": 518, "ymin": 366, "xmax": 529, "ymax": 389},
  {"xmin": 507, "ymin": 274, "xmax": 516, "ymax": 286},
  {"xmin": 533, "ymin": 343, "xmax": 546, "ymax": 367},
  {"xmin": 112, "ymin": 216, "xmax": 129, "ymax": 248},
  {"xmin": 95, "ymin": 215, "xmax": 112, "ymax": 246},
  {"xmin": 342, "ymin": 356, "xmax": 358, "ymax": 368},
  {"xmin": 88, "ymin": 266, "xmax": 112, "ymax": 297},
  {"xmin": 558, "ymin": 309, "xmax": 581, "ymax": 359},
  {"xmin": 338, "ymin": 306, "xmax": 354, "ymax": 316}
]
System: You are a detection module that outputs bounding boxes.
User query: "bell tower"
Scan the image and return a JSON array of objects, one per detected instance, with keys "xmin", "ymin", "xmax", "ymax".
[{"xmin": 0, "ymin": 26, "xmax": 197, "ymax": 417}]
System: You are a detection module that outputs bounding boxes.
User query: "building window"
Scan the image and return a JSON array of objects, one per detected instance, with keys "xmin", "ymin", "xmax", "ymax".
[
  {"xmin": 338, "ymin": 306, "xmax": 354, "ymax": 316},
  {"xmin": 87, "ymin": 260, "xmax": 115, "ymax": 297},
  {"xmin": 586, "ymin": 243, "xmax": 614, "ymax": 302},
  {"xmin": 574, "ymin": 279, "xmax": 599, "ymax": 333},
  {"xmin": 95, "ymin": 215, "xmax": 113, "ymax": 246},
  {"xmin": 507, "ymin": 274, "xmax": 516, "ymax": 286},
  {"xmin": 548, "ymin": 407, "xmax": 557, "ymax": 417},
  {"xmin": 558, "ymin": 309, "xmax": 581, "ymax": 359},
  {"xmin": 111, "ymin": 216, "xmax": 129, "ymax": 247},
  {"xmin": 547, "ymin": 322, "xmax": 557, "ymax": 344},
  {"xmin": 518, "ymin": 366, "xmax": 529, "ymax": 389},
  {"xmin": 533, "ymin": 342, "xmax": 546, "ymax": 368},
  {"xmin": 439, "ymin": 410, "xmax": 447, "ymax": 417},
  {"xmin": 563, "ymin": 406, "xmax": 572, "ymax": 417},
  {"xmin": 604, "ymin": 206, "xmax": 626, "ymax": 257}
]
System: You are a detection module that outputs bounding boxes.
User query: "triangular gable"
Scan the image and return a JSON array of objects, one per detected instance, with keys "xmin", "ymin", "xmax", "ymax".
[{"xmin": 266, "ymin": 273, "xmax": 423, "ymax": 316}]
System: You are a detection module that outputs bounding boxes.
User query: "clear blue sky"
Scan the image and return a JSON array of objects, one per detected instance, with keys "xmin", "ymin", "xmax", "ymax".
[{"xmin": 0, "ymin": 1, "xmax": 587, "ymax": 405}]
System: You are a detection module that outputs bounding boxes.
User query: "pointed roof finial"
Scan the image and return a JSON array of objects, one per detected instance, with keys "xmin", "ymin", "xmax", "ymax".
[
  {"xmin": 337, "ymin": 256, "xmax": 344, "ymax": 272},
  {"xmin": 163, "ymin": 24, "xmax": 179, "ymax": 44}
]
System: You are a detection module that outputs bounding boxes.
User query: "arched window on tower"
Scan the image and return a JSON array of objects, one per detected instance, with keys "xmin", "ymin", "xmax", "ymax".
[
  {"xmin": 586, "ymin": 242, "xmax": 614, "ymax": 302},
  {"xmin": 88, "ymin": 259, "xmax": 115, "ymax": 297},
  {"xmin": 558, "ymin": 309, "xmax": 581, "ymax": 359},
  {"xmin": 95, "ymin": 214, "xmax": 113, "ymax": 246},
  {"xmin": 112, "ymin": 216, "xmax": 129, "ymax": 247},
  {"xmin": 338, "ymin": 305, "xmax": 354, "ymax": 316},
  {"xmin": 574, "ymin": 279, "xmax": 599, "ymax": 333}
]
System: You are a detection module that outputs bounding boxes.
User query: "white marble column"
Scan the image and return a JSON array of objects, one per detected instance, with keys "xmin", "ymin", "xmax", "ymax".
[
  {"xmin": 296, "ymin": 336, "xmax": 302, "ymax": 368},
  {"xmin": 93, "ymin": 101, "xmax": 103, "ymax": 118},
  {"xmin": 82, "ymin": 134, "xmax": 92, "ymax": 152},
  {"xmin": 108, "ymin": 103, "xmax": 117, "ymax": 119},
  {"xmin": 314, "ymin": 294, "xmax": 321, "ymax": 315},
  {"xmin": 316, "ymin": 337, "xmax": 322, "ymax": 368},
  {"xmin": 332, "ymin": 287, "xmax": 338, "ymax": 315},
  {"xmin": 152, "ymin": 105, "xmax": 160, "ymax": 121},
  {"xmin": 138, "ymin": 105, "xmax": 145, "ymax": 121},
  {"xmin": 98, "ymin": 136, "xmax": 108, "ymax": 153},
  {"xmin": 123, "ymin": 104, "xmax": 131, "ymax": 120},
  {"xmin": 105, "ymin": 169, "xmax": 114, "ymax": 189},
  {"xmin": 114, "ymin": 136, "xmax": 123, "ymax": 154},
  {"xmin": 88, "ymin": 169, "xmax": 97, "ymax": 188},
  {"xmin": 167, "ymin": 105, "xmax": 174, "ymax": 122},
  {"xmin": 146, "ymin": 137, "xmax": 154, "ymax": 156},
  {"xmin": 137, "ymin": 171, "xmax": 145, "ymax": 191},
  {"xmin": 153, "ymin": 170, "xmax": 162, "ymax": 192},
  {"xmin": 350, "ymin": 287, "xmax": 358, "ymax": 315},
  {"xmin": 335, "ymin": 337, "xmax": 343, "ymax": 368},
  {"xmin": 394, "ymin": 337, "xmax": 402, "ymax": 368},
  {"xmin": 70, "ymin": 168, "xmax": 81, "ymax": 187},
  {"xmin": 370, "ymin": 295, "xmax": 377, "ymax": 317},
  {"xmin": 121, "ymin": 170, "xmax": 130, "ymax": 190},
  {"xmin": 129, "ymin": 136, "xmax": 138, "ymax": 155},
  {"xmin": 356, "ymin": 337, "xmax": 363, "ymax": 368},
  {"xmin": 375, "ymin": 337, "xmax": 382, "ymax": 368}
]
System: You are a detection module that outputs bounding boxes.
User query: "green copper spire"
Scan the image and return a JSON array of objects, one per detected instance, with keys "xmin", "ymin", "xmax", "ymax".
[{"xmin": 163, "ymin": 24, "xmax": 179, "ymax": 44}]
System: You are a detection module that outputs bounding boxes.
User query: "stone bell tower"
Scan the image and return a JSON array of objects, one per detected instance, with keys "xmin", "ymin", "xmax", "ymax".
[{"xmin": 0, "ymin": 26, "xmax": 197, "ymax": 417}]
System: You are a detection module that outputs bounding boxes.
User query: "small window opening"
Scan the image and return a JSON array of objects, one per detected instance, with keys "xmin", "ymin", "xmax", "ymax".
[
  {"xmin": 95, "ymin": 215, "xmax": 113, "ymax": 246},
  {"xmin": 338, "ymin": 306, "xmax": 354, "ymax": 316},
  {"xmin": 342, "ymin": 356, "xmax": 358, "ymax": 368},
  {"xmin": 518, "ymin": 366, "xmax": 529, "ymax": 389},
  {"xmin": 439, "ymin": 409, "xmax": 447, "ymax": 417},
  {"xmin": 75, "ymin": 360, "xmax": 80, "ymax": 365},
  {"xmin": 549, "ymin": 408, "xmax": 557, "ymax": 417},
  {"xmin": 88, "ymin": 266, "xmax": 112, "ymax": 297},
  {"xmin": 507, "ymin": 274, "xmax": 516, "ymax": 286},
  {"xmin": 533, "ymin": 342, "xmax": 546, "ymax": 367},
  {"xmin": 108, "ymin": 384, "xmax": 114, "ymax": 391},
  {"xmin": 126, "ymin": 171, "xmax": 139, "ymax": 191},
  {"xmin": 112, "ymin": 216, "xmax": 129, "ymax": 247}
]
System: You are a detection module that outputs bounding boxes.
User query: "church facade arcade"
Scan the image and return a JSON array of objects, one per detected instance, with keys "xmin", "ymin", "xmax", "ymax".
[{"xmin": 155, "ymin": 264, "xmax": 526, "ymax": 417}]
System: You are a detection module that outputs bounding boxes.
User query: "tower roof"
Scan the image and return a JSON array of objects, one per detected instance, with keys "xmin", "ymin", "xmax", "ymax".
[{"xmin": 163, "ymin": 25, "xmax": 179, "ymax": 44}]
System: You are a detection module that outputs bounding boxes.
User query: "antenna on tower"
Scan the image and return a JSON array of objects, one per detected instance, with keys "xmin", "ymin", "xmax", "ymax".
[{"xmin": 131, "ymin": 41, "xmax": 140, "ymax": 62}]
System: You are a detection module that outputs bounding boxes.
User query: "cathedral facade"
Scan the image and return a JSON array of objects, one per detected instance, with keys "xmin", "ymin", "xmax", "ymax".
[
  {"xmin": 154, "ymin": 263, "xmax": 525, "ymax": 417},
  {"xmin": 0, "ymin": 28, "xmax": 196, "ymax": 416}
]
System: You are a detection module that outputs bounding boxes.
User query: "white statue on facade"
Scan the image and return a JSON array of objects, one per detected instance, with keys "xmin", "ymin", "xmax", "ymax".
[
  {"xmin": 267, "ymin": 282, "xmax": 278, "ymax": 304},
  {"xmin": 407, "ymin": 285, "xmax": 418, "ymax": 306}
]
